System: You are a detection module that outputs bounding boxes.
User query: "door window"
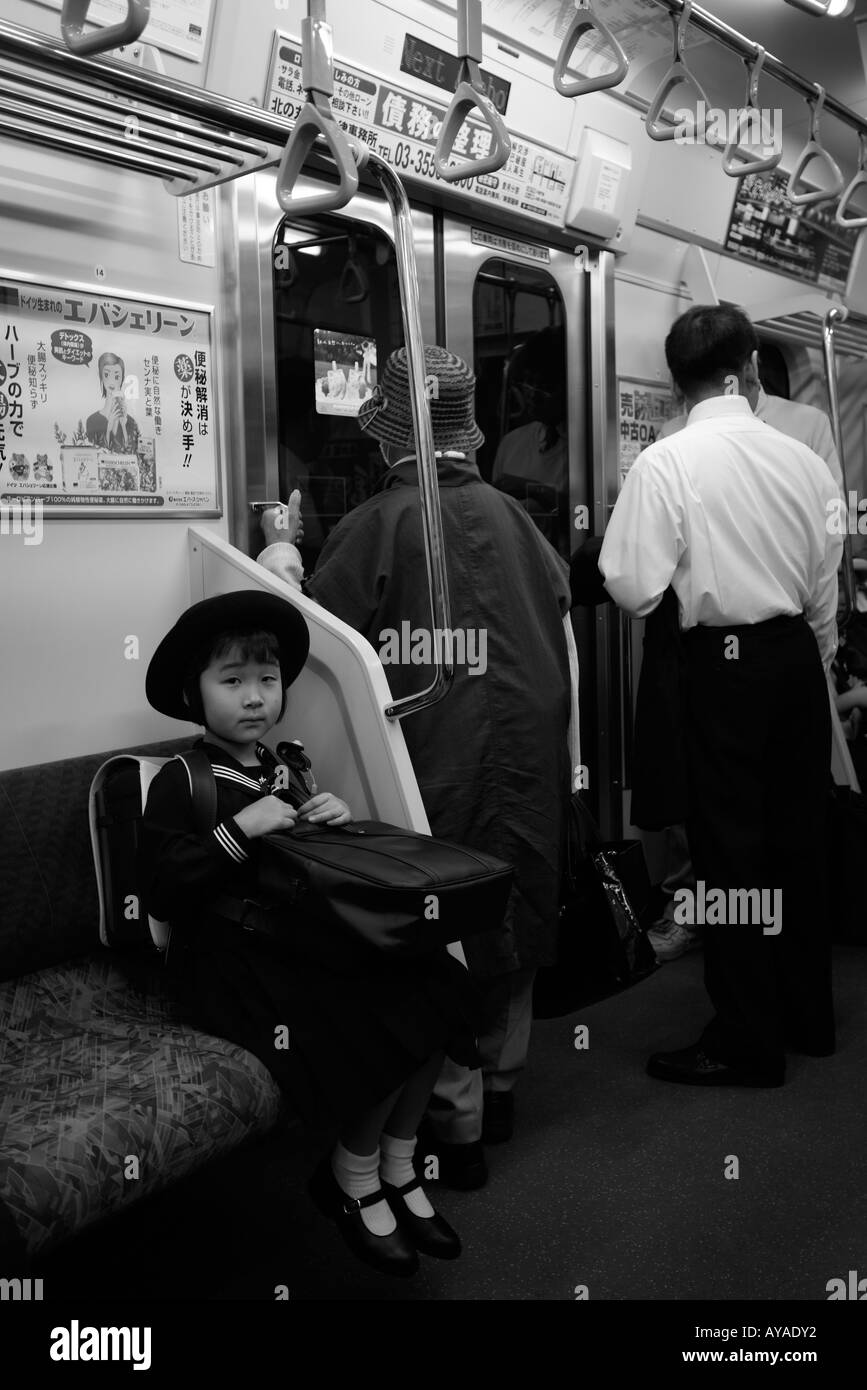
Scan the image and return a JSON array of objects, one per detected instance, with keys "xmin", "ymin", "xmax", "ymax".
[
  {"xmin": 272, "ymin": 216, "xmax": 403, "ymax": 566},
  {"xmin": 472, "ymin": 258, "xmax": 569, "ymax": 557}
]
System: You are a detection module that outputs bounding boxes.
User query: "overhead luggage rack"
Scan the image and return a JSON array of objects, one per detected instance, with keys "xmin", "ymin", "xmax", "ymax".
[
  {"xmin": 755, "ymin": 308, "xmax": 867, "ymax": 360},
  {"xmin": 0, "ymin": 18, "xmax": 293, "ymax": 193}
]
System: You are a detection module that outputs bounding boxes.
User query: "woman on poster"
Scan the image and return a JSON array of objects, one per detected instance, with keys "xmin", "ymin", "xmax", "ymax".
[{"xmin": 86, "ymin": 352, "xmax": 141, "ymax": 454}]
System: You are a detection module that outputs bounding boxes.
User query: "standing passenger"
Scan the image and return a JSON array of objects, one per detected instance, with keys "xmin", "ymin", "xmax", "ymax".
[
  {"xmin": 650, "ymin": 319, "xmax": 844, "ymax": 963},
  {"xmin": 600, "ymin": 306, "xmax": 842, "ymax": 1085},
  {"xmin": 258, "ymin": 345, "xmax": 579, "ymax": 1185}
]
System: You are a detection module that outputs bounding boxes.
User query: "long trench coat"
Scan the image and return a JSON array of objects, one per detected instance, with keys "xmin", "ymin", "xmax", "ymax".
[{"xmin": 293, "ymin": 456, "xmax": 573, "ymax": 978}]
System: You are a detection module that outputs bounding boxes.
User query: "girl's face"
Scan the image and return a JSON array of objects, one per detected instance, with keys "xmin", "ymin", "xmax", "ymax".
[
  {"xmin": 199, "ymin": 642, "xmax": 283, "ymax": 746},
  {"xmin": 102, "ymin": 363, "xmax": 123, "ymax": 394}
]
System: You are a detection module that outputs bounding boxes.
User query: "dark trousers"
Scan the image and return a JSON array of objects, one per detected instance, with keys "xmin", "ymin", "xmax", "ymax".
[{"xmin": 682, "ymin": 615, "xmax": 834, "ymax": 1067}]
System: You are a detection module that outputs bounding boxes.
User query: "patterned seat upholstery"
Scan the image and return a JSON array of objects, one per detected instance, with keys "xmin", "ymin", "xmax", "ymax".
[{"xmin": 0, "ymin": 742, "xmax": 284, "ymax": 1260}]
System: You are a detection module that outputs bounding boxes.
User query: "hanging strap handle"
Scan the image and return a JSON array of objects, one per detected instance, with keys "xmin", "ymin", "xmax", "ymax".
[
  {"xmin": 836, "ymin": 133, "xmax": 867, "ymax": 229},
  {"xmin": 433, "ymin": 0, "xmax": 511, "ymax": 183},
  {"xmin": 788, "ymin": 85, "xmax": 845, "ymax": 208},
  {"xmin": 646, "ymin": 0, "xmax": 709, "ymax": 143},
  {"xmin": 61, "ymin": 0, "xmax": 150, "ymax": 56},
  {"xmin": 276, "ymin": 0, "xmax": 363, "ymax": 217},
  {"xmin": 553, "ymin": 0, "xmax": 629, "ymax": 99},
  {"xmin": 722, "ymin": 47, "xmax": 782, "ymax": 178}
]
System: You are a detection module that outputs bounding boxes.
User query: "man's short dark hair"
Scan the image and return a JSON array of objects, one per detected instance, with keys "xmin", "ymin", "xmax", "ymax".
[{"xmin": 665, "ymin": 306, "xmax": 759, "ymax": 396}]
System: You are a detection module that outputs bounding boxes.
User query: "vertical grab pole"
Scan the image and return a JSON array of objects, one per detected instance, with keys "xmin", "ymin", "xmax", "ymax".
[
  {"xmin": 823, "ymin": 305, "xmax": 855, "ymax": 624},
  {"xmin": 369, "ymin": 152, "xmax": 455, "ymax": 720}
]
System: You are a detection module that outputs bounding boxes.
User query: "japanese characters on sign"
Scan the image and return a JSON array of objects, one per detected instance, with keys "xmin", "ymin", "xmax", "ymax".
[
  {"xmin": 178, "ymin": 190, "xmax": 217, "ymax": 267},
  {"xmin": 265, "ymin": 34, "xmax": 574, "ymax": 226},
  {"xmin": 726, "ymin": 170, "xmax": 858, "ymax": 296},
  {"xmin": 0, "ymin": 279, "xmax": 219, "ymax": 515},
  {"xmin": 618, "ymin": 379, "xmax": 676, "ymax": 482}
]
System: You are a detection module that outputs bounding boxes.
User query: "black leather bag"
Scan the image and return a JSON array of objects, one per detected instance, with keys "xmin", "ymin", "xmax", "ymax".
[
  {"xmin": 179, "ymin": 749, "xmax": 514, "ymax": 960},
  {"xmin": 534, "ymin": 795, "xmax": 656, "ymax": 1018}
]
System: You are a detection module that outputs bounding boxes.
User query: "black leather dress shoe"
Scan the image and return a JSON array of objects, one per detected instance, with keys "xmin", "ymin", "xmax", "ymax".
[
  {"xmin": 481, "ymin": 1092, "xmax": 514, "ymax": 1145},
  {"xmin": 646, "ymin": 1044, "xmax": 785, "ymax": 1087},
  {"xmin": 308, "ymin": 1159, "xmax": 419, "ymax": 1278},
  {"xmin": 416, "ymin": 1120, "xmax": 488, "ymax": 1190},
  {"xmin": 383, "ymin": 1178, "xmax": 462, "ymax": 1259}
]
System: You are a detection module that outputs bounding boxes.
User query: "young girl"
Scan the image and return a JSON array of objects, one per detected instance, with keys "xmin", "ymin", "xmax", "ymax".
[{"xmin": 140, "ymin": 590, "xmax": 483, "ymax": 1279}]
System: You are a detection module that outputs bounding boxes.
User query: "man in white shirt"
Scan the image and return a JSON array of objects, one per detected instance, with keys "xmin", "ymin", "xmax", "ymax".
[
  {"xmin": 651, "ymin": 348, "xmax": 843, "ymax": 965},
  {"xmin": 600, "ymin": 305, "xmax": 842, "ymax": 1087},
  {"xmin": 660, "ymin": 375, "xmax": 843, "ymax": 493}
]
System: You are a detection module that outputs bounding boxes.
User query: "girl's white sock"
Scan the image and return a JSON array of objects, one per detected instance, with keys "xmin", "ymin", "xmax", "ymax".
[
  {"xmin": 331, "ymin": 1142, "xmax": 396, "ymax": 1237},
  {"xmin": 380, "ymin": 1133, "xmax": 435, "ymax": 1218}
]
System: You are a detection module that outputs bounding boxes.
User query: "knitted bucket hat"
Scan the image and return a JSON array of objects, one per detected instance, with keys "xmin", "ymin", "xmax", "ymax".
[
  {"xmin": 146, "ymin": 591, "xmax": 310, "ymax": 723},
  {"xmin": 357, "ymin": 344, "xmax": 484, "ymax": 452}
]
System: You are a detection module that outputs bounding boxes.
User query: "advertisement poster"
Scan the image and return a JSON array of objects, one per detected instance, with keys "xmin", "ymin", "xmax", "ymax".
[
  {"xmin": 313, "ymin": 330, "xmax": 377, "ymax": 418},
  {"xmin": 265, "ymin": 34, "xmax": 574, "ymax": 226},
  {"xmin": 726, "ymin": 169, "xmax": 859, "ymax": 294},
  {"xmin": 33, "ymin": 0, "xmax": 214, "ymax": 63},
  {"xmin": 0, "ymin": 277, "xmax": 219, "ymax": 515},
  {"xmin": 618, "ymin": 377, "xmax": 675, "ymax": 482}
]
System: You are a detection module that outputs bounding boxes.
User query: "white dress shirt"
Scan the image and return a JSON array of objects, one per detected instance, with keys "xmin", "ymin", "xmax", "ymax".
[
  {"xmin": 599, "ymin": 395, "xmax": 844, "ymax": 667},
  {"xmin": 659, "ymin": 386, "xmax": 843, "ymax": 492}
]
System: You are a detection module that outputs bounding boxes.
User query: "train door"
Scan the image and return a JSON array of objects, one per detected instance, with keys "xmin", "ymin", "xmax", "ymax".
[
  {"xmin": 237, "ymin": 174, "xmax": 437, "ymax": 566},
  {"xmin": 436, "ymin": 216, "xmax": 598, "ymax": 806},
  {"xmin": 237, "ymin": 179, "xmax": 604, "ymax": 819}
]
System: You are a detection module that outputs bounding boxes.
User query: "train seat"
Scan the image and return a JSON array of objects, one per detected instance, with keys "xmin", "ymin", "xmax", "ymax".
[{"xmin": 0, "ymin": 740, "xmax": 283, "ymax": 1262}]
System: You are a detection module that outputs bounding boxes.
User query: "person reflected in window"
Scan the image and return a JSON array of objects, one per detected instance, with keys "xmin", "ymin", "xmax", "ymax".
[
  {"xmin": 492, "ymin": 327, "xmax": 568, "ymax": 547},
  {"xmin": 86, "ymin": 352, "xmax": 140, "ymax": 454}
]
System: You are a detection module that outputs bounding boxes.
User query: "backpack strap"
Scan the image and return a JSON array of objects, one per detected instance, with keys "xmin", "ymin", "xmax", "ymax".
[{"xmin": 173, "ymin": 747, "xmax": 218, "ymax": 834}]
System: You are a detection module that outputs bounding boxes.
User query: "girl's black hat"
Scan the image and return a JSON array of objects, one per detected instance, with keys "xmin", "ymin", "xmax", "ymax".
[{"xmin": 146, "ymin": 590, "xmax": 310, "ymax": 723}]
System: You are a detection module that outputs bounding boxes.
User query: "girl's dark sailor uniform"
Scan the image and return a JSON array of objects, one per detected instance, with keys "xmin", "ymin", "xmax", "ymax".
[{"xmin": 139, "ymin": 740, "xmax": 482, "ymax": 1128}]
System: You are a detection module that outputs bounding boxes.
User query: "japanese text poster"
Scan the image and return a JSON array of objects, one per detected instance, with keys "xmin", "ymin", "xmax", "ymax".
[
  {"xmin": 0, "ymin": 278, "xmax": 219, "ymax": 514},
  {"xmin": 618, "ymin": 378, "xmax": 676, "ymax": 483}
]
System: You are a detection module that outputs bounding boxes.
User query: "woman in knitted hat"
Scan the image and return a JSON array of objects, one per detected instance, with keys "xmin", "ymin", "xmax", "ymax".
[
  {"xmin": 140, "ymin": 589, "xmax": 484, "ymax": 1278},
  {"xmin": 258, "ymin": 344, "xmax": 579, "ymax": 1190}
]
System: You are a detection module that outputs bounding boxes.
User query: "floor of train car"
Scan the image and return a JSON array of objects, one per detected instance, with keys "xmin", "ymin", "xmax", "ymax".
[{"xmin": 36, "ymin": 946, "xmax": 867, "ymax": 1302}]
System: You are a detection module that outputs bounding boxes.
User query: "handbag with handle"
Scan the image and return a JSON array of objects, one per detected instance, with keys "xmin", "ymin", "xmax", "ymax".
[
  {"xmin": 533, "ymin": 794, "xmax": 657, "ymax": 1018},
  {"xmin": 172, "ymin": 748, "xmax": 515, "ymax": 960}
]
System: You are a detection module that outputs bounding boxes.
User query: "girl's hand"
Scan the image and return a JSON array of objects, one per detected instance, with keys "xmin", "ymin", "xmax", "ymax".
[
  {"xmin": 298, "ymin": 793, "xmax": 352, "ymax": 826},
  {"xmin": 233, "ymin": 795, "xmax": 299, "ymax": 839}
]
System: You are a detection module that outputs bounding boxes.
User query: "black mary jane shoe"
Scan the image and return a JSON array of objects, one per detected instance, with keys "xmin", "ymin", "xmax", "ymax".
[
  {"xmin": 383, "ymin": 1178, "xmax": 462, "ymax": 1260},
  {"xmin": 308, "ymin": 1159, "xmax": 419, "ymax": 1279}
]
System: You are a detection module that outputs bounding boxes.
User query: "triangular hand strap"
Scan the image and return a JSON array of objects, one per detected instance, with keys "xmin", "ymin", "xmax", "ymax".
[
  {"xmin": 340, "ymin": 247, "xmax": 369, "ymax": 303},
  {"xmin": 646, "ymin": 61, "xmax": 709, "ymax": 142},
  {"xmin": 276, "ymin": 92, "xmax": 359, "ymax": 216},
  {"xmin": 837, "ymin": 170, "xmax": 867, "ymax": 229},
  {"xmin": 787, "ymin": 141, "xmax": 845, "ymax": 208},
  {"xmin": 553, "ymin": 3, "xmax": 629, "ymax": 99},
  {"xmin": 434, "ymin": 70, "xmax": 512, "ymax": 182},
  {"xmin": 61, "ymin": 0, "xmax": 150, "ymax": 56},
  {"xmin": 722, "ymin": 107, "xmax": 782, "ymax": 178}
]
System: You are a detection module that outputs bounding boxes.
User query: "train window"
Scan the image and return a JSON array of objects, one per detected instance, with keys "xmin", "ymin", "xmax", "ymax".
[
  {"xmin": 472, "ymin": 258, "xmax": 569, "ymax": 557},
  {"xmin": 272, "ymin": 216, "xmax": 403, "ymax": 567}
]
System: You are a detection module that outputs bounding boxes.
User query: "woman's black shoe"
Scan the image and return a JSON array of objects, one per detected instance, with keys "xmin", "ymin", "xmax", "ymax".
[
  {"xmin": 383, "ymin": 1178, "xmax": 462, "ymax": 1259},
  {"xmin": 308, "ymin": 1159, "xmax": 419, "ymax": 1278}
]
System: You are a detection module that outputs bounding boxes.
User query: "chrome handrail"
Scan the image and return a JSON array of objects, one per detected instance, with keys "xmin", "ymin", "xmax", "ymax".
[
  {"xmin": 368, "ymin": 153, "xmax": 455, "ymax": 719},
  {"xmin": 823, "ymin": 306, "xmax": 856, "ymax": 625}
]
